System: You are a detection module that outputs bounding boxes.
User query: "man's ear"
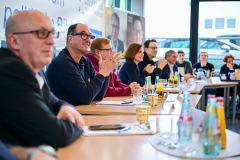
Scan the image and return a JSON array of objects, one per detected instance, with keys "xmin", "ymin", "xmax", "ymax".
[
  {"xmin": 95, "ymin": 49, "xmax": 100, "ymax": 57},
  {"xmin": 144, "ymin": 47, "xmax": 147, "ymax": 53},
  {"xmin": 67, "ymin": 35, "xmax": 72, "ymax": 43},
  {"xmin": 7, "ymin": 35, "xmax": 20, "ymax": 51}
]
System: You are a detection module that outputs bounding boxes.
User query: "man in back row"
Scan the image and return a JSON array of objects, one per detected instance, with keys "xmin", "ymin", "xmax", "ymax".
[
  {"xmin": 46, "ymin": 23, "xmax": 121, "ymax": 105},
  {"xmin": 160, "ymin": 50, "xmax": 178, "ymax": 79},
  {"xmin": 84, "ymin": 38, "xmax": 140, "ymax": 96},
  {"xmin": 138, "ymin": 39, "xmax": 167, "ymax": 84},
  {"xmin": 0, "ymin": 10, "xmax": 84, "ymax": 148},
  {"xmin": 193, "ymin": 51, "xmax": 214, "ymax": 78}
]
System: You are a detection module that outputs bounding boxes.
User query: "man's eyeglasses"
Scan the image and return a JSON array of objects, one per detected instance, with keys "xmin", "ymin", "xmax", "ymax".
[
  {"xmin": 13, "ymin": 29, "xmax": 59, "ymax": 39},
  {"xmin": 133, "ymin": 29, "xmax": 143, "ymax": 35},
  {"xmin": 71, "ymin": 32, "xmax": 95, "ymax": 40},
  {"xmin": 98, "ymin": 48, "xmax": 112, "ymax": 52},
  {"xmin": 111, "ymin": 24, "xmax": 119, "ymax": 30},
  {"xmin": 149, "ymin": 47, "xmax": 157, "ymax": 50}
]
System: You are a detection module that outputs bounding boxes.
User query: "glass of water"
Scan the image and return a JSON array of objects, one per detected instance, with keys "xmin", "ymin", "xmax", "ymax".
[
  {"xmin": 133, "ymin": 89, "xmax": 143, "ymax": 104},
  {"xmin": 162, "ymin": 79, "xmax": 168, "ymax": 87}
]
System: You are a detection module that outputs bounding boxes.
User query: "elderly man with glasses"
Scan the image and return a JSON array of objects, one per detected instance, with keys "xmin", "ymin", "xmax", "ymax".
[
  {"xmin": 0, "ymin": 10, "xmax": 84, "ymax": 149},
  {"xmin": 138, "ymin": 39, "xmax": 167, "ymax": 84},
  {"xmin": 84, "ymin": 38, "xmax": 140, "ymax": 97},
  {"xmin": 46, "ymin": 23, "xmax": 121, "ymax": 105}
]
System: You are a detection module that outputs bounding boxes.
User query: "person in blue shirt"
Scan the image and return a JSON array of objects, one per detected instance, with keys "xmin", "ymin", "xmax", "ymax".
[
  {"xmin": 118, "ymin": 43, "xmax": 153, "ymax": 86},
  {"xmin": 160, "ymin": 50, "xmax": 179, "ymax": 79},
  {"xmin": 46, "ymin": 23, "xmax": 121, "ymax": 105}
]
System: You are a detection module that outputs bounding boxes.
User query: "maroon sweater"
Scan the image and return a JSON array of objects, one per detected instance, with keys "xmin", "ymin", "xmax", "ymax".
[{"xmin": 84, "ymin": 53, "xmax": 131, "ymax": 97}]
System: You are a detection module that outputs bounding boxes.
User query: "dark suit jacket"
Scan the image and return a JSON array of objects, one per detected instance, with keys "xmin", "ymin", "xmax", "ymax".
[
  {"xmin": 107, "ymin": 35, "xmax": 124, "ymax": 53},
  {"xmin": 0, "ymin": 48, "xmax": 83, "ymax": 148},
  {"xmin": 160, "ymin": 63, "xmax": 178, "ymax": 79}
]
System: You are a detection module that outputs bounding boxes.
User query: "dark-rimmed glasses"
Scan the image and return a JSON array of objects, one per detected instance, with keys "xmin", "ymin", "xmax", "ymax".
[
  {"xmin": 13, "ymin": 28, "xmax": 59, "ymax": 39},
  {"xmin": 149, "ymin": 47, "xmax": 157, "ymax": 50},
  {"xmin": 71, "ymin": 32, "xmax": 95, "ymax": 40},
  {"xmin": 98, "ymin": 48, "xmax": 112, "ymax": 52}
]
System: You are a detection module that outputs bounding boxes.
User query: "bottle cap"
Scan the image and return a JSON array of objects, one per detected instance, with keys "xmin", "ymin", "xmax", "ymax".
[
  {"xmin": 207, "ymin": 94, "xmax": 216, "ymax": 99},
  {"xmin": 217, "ymin": 97, "xmax": 224, "ymax": 102}
]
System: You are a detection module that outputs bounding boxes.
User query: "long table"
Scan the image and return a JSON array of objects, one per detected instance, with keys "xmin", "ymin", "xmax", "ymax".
[
  {"xmin": 199, "ymin": 81, "xmax": 238, "ymax": 123},
  {"xmin": 163, "ymin": 80, "xmax": 238, "ymax": 123},
  {"xmin": 163, "ymin": 84, "xmax": 204, "ymax": 94},
  {"xmin": 76, "ymin": 94, "xmax": 202, "ymax": 115},
  {"xmin": 59, "ymin": 115, "xmax": 240, "ymax": 160}
]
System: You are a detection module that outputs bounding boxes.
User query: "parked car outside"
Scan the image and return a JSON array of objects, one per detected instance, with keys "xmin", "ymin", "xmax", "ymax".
[{"xmin": 155, "ymin": 38, "xmax": 240, "ymax": 74}]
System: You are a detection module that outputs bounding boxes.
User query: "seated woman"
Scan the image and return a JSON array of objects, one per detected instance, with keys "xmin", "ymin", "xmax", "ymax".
[
  {"xmin": 220, "ymin": 54, "xmax": 240, "ymax": 76},
  {"xmin": 218, "ymin": 54, "xmax": 240, "ymax": 110},
  {"xmin": 118, "ymin": 43, "xmax": 154, "ymax": 86}
]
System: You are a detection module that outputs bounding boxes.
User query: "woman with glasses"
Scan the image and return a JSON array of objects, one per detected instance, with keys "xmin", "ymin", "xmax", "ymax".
[
  {"xmin": 218, "ymin": 54, "xmax": 240, "ymax": 110},
  {"xmin": 118, "ymin": 43, "xmax": 154, "ymax": 86},
  {"xmin": 220, "ymin": 54, "xmax": 240, "ymax": 75}
]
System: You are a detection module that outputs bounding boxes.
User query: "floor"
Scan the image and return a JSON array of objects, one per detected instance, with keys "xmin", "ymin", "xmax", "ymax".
[
  {"xmin": 226, "ymin": 99, "xmax": 240, "ymax": 134},
  {"xmin": 226, "ymin": 117, "xmax": 240, "ymax": 134}
]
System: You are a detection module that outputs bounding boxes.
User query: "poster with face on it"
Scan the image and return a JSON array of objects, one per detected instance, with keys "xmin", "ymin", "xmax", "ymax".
[
  {"xmin": 105, "ymin": 7, "xmax": 127, "ymax": 53},
  {"xmin": 127, "ymin": 14, "xmax": 145, "ymax": 46}
]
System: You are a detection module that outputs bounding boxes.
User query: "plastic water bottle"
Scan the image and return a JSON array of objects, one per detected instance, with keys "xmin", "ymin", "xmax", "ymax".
[
  {"xmin": 153, "ymin": 76, "xmax": 159, "ymax": 94},
  {"xmin": 148, "ymin": 76, "xmax": 152, "ymax": 94},
  {"xmin": 201, "ymin": 98, "xmax": 221, "ymax": 156},
  {"xmin": 178, "ymin": 92, "xmax": 193, "ymax": 141},
  {"xmin": 143, "ymin": 77, "xmax": 149, "ymax": 101}
]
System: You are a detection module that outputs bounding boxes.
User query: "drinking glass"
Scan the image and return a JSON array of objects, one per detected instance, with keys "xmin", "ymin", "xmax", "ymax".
[
  {"xmin": 133, "ymin": 89, "xmax": 143, "ymax": 104},
  {"xmin": 162, "ymin": 79, "xmax": 168, "ymax": 87}
]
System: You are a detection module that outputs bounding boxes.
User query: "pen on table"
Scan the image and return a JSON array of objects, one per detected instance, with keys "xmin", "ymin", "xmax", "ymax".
[
  {"xmin": 118, "ymin": 126, "xmax": 131, "ymax": 134},
  {"xmin": 121, "ymin": 101, "xmax": 132, "ymax": 104}
]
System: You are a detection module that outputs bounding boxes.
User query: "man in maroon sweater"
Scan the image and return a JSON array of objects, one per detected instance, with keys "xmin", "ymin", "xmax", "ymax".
[{"xmin": 84, "ymin": 38, "xmax": 140, "ymax": 96}]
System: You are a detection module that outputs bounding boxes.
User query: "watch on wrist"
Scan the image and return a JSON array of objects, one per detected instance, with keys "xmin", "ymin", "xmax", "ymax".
[{"xmin": 27, "ymin": 145, "xmax": 58, "ymax": 160}]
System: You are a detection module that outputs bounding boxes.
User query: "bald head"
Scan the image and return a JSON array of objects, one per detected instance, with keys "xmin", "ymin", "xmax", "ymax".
[
  {"xmin": 5, "ymin": 10, "xmax": 55, "ymax": 73},
  {"xmin": 5, "ymin": 10, "xmax": 51, "ymax": 46}
]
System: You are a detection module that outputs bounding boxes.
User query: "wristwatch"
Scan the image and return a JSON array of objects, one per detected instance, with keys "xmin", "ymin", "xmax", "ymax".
[{"xmin": 27, "ymin": 145, "xmax": 58, "ymax": 160}]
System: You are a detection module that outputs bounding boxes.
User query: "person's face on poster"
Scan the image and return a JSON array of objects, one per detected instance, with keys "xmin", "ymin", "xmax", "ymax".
[
  {"xmin": 111, "ymin": 17, "xmax": 119, "ymax": 43},
  {"xmin": 133, "ymin": 20, "xmax": 143, "ymax": 44}
]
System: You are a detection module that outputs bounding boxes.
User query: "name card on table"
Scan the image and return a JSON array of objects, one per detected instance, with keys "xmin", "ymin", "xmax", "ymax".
[
  {"xmin": 191, "ymin": 107, "xmax": 206, "ymax": 130},
  {"xmin": 187, "ymin": 78, "xmax": 196, "ymax": 86},
  {"xmin": 209, "ymin": 77, "xmax": 221, "ymax": 84},
  {"xmin": 177, "ymin": 87, "xmax": 183, "ymax": 100}
]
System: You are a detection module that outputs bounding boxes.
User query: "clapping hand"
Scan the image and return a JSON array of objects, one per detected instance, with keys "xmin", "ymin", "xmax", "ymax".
[
  {"xmin": 156, "ymin": 59, "xmax": 167, "ymax": 70},
  {"xmin": 98, "ymin": 51, "xmax": 122, "ymax": 77},
  {"xmin": 144, "ymin": 64, "xmax": 154, "ymax": 73}
]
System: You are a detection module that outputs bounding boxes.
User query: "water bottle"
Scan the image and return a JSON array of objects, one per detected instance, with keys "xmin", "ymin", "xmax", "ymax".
[
  {"xmin": 143, "ymin": 77, "xmax": 149, "ymax": 101},
  {"xmin": 201, "ymin": 98, "xmax": 221, "ymax": 156},
  {"xmin": 153, "ymin": 76, "xmax": 159, "ymax": 94},
  {"xmin": 148, "ymin": 76, "xmax": 152, "ymax": 94},
  {"xmin": 178, "ymin": 92, "xmax": 193, "ymax": 141}
]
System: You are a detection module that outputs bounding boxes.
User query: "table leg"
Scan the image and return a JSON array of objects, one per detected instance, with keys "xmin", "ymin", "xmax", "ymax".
[
  {"xmin": 224, "ymin": 87, "xmax": 228, "ymax": 117},
  {"xmin": 233, "ymin": 84, "xmax": 237, "ymax": 123},
  {"xmin": 202, "ymin": 87, "xmax": 205, "ymax": 111}
]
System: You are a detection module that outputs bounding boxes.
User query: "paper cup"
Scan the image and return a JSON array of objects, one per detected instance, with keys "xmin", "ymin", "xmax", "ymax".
[
  {"xmin": 135, "ymin": 105, "xmax": 150, "ymax": 124},
  {"xmin": 148, "ymin": 94, "xmax": 158, "ymax": 107}
]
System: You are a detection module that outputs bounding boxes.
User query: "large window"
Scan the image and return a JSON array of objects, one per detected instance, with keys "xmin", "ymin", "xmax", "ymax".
[
  {"xmin": 199, "ymin": 1, "xmax": 240, "ymax": 74},
  {"xmin": 145, "ymin": 0, "xmax": 191, "ymax": 59}
]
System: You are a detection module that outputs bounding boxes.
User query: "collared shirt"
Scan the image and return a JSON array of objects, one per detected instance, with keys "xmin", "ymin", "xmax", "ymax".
[
  {"xmin": 168, "ymin": 62, "xmax": 174, "ymax": 74},
  {"xmin": 35, "ymin": 73, "xmax": 44, "ymax": 89},
  {"xmin": 111, "ymin": 39, "xmax": 119, "ymax": 52}
]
